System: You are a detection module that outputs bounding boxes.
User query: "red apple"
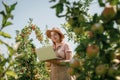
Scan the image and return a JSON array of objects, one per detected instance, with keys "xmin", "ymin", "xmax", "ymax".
[
  {"xmin": 67, "ymin": 67, "xmax": 75, "ymax": 75},
  {"xmin": 70, "ymin": 58, "xmax": 80, "ymax": 68},
  {"xmin": 31, "ymin": 25, "xmax": 36, "ymax": 30},
  {"xmin": 86, "ymin": 44, "xmax": 99, "ymax": 58},
  {"xmin": 86, "ymin": 31, "xmax": 94, "ymax": 38},
  {"xmin": 102, "ymin": 5, "xmax": 117, "ymax": 22},
  {"xmin": 37, "ymin": 35, "xmax": 43, "ymax": 41}
]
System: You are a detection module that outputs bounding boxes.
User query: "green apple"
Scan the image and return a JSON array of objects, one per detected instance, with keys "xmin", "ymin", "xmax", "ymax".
[
  {"xmin": 95, "ymin": 64, "xmax": 108, "ymax": 75},
  {"xmin": 68, "ymin": 17, "xmax": 74, "ymax": 26},
  {"xmin": 108, "ymin": 67, "xmax": 116, "ymax": 77},
  {"xmin": 91, "ymin": 23, "xmax": 104, "ymax": 34},
  {"xmin": 73, "ymin": 27, "xmax": 84, "ymax": 34},
  {"xmin": 78, "ymin": 14, "xmax": 86, "ymax": 22}
]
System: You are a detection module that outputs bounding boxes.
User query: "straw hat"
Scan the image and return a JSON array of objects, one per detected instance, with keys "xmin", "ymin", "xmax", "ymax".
[{"xmin": 46, "ymin": 27, "xmax": 65, "ymax": 40}]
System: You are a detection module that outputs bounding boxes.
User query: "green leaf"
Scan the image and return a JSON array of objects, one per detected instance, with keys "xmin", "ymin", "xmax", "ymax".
[
  {"xmin": 0, "ymin": 11, "xmax": 7, "ymax": 29},
  {"xmin": 0, "ymin": 39, "xmax": 15, "ymax": 57},
  {"xmin": 3, "ymin": 42, "xmax": 15, "ymax": 58},
  {"xmin": 56, "ymin": 3, "xmax": 63, "ymax": 16},
  {"xmin": 60, "ymin": 0, "xmax": 66, "ymax": 3},
  {"xmin": 109, "ymin": 0, "xmax": 119, "ymax": 5},
  {"xmin": 49, "ymin": 0, "xmax": 56, "ymax": 2},
  {"xmin": 0, "ymin": 39, "xmax": 3, "ymax": 44},
  {"xmin": 2, "ymin": 1, "xmax": 17, "ymax": 14},
  {"xmin": 4, "ymin": 21, "xmax": 12, "ymax": 27},
  {"xmin": 10, "ymin": 2, "xmax": 17, "ymax": 11},
  {"xmin": 0, "ymin": 11, "xmax": 6, "ymax": 17},
  {"xmin": 6, "ymin": 70, "xmax": 18, "ymax": 79},
  {"xmin": 51, "ymin": 3, "xmax": 58, "ymax": 8},
  {"xmin": 1, "ymin": 16, "xmax": 7, "ymax": 28},
  {"xmin": 98, "ymin": 0, "xmax": 105, "ymax": 7},
  {"xmin": 2, "ymin": 1, "xmax": 10, "ymax": 14},
  {"xmin": 0, "ymin": 31, "xmax": 11, "ymax": 38}
]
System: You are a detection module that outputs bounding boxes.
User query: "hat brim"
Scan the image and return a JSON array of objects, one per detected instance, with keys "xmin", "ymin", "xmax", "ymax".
[{"xmin": 46, "ymin": 29, "xmax": 64, "ymax": 39}]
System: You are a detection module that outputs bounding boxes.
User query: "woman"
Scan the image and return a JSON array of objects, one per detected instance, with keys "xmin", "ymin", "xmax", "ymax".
[{"xmin": 46, "ymin": 27, "xmax": 73, "ymax": 80}]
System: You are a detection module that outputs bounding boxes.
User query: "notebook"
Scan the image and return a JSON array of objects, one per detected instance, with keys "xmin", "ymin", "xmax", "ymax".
[{"xmin": 36, "ymin": 46, "xmax": 61, "ymax": 61}]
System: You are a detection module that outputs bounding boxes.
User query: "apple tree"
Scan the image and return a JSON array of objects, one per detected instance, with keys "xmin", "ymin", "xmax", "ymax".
[
  {"xmin": 14, "ymin": 19, "xmax": 50, "ymax": 80},
  {"xmin": 50, "ymin": 0, "xmax": 120, "ymax": 80}
]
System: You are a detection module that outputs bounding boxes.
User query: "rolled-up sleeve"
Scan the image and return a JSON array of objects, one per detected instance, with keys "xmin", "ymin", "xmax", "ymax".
[
  {"xmin": 64, "ymin": 43, "xmax": 72, "ymax": 60},
  {"xmin": 64, "ymin": 43, "xmax": 72, "ymax": 54}
]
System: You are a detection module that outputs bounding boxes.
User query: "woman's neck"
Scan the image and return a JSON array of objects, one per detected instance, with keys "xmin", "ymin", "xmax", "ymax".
[
  {"xmin": 53, "ymin": 41, "xmax": 63, "ymax": 48},
  {"xmin": 54, "ymin": 42, "xmax": 61, "ymax": 46}
]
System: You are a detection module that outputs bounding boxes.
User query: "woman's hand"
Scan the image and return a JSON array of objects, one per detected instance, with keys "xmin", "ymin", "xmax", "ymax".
[
  {"xmin": 45, "ymin": 59, "xmax": 59, "ymax": 64},
  {"xmin": 46, "ymin": 59, "xmax": 70, "ymax": 66}
]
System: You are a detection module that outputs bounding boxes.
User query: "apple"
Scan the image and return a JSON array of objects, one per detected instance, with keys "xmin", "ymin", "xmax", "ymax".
[
  {"xmin": 86, "ymin": 31, "xmax": 94, "ymax": 38},
  {"xmin": 78, "ymin": 14, "xmax": 86, "ymax": 22},
  {"xmin": 31, "ymin": 25, "xmax": 36, "ymax": 30},
  {"xmin": 102, "ymin": 5, "xmax": 117, "ymax": 22},
  {"xmin": 73, "ymin": 53, "xmax": 80, "ymax": 59},
  {"xmin": 37, "ymin": 35, "xmax": 43, "ymax": 41},
  {"xmin": 67, "ymin": 67, "xmax": 75, "ymax": 75},
  {"xmin": 91, "ymin": 23, "xmax": 104, "ymax": 34},
  {"xmin": 73, "ymin": 27, "xmax": 84, "ymax": 34},
  {"xmin": 67, "ymin": 17, "xmax": 74, "ymax": 26},
  {"xmin": 86, "ymin": 44, "xmax": 99, "ymax": 58},
  {"xmin": 95, "ymin": 64, "xmax": 108, "ymax": 75},
  {"xmin": 108, "ymin": 67, "xmax": 116, "ymax": 77},
  {"xmin": 69, "ymin": 58, "xmax": 80, "ymax": 68}
]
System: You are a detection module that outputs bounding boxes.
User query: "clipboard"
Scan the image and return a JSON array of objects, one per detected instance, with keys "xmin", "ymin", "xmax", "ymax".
[{"xmin": 36, "ymin": 46, "xmax": 61, "ymax": 61}]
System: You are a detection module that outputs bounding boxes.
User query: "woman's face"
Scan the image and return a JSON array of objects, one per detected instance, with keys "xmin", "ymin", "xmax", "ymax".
[{"xmin": 50, "ymin": 32, "xmax": 61, "ymax": 43}]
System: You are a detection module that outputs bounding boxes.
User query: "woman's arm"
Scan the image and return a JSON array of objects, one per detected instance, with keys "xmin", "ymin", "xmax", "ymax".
[
  {"xmin": 49, "ymin": 59, "xmax": 70, "ymax": 65},
  {"xmin": 50, "ymin": 43, "xmax": 72, "ymax": 65}
]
